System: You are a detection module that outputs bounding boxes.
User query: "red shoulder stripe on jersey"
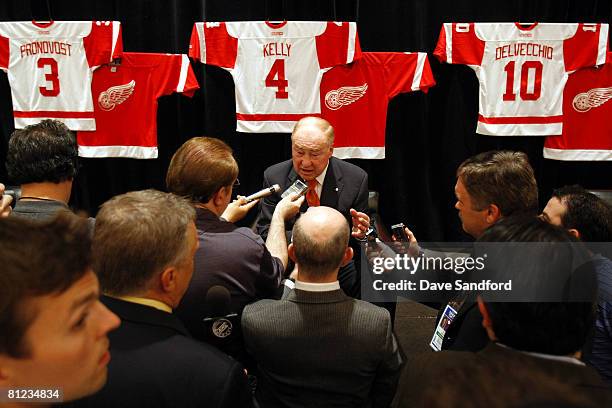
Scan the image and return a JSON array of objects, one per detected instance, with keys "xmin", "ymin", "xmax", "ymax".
[
  {"xmin": 180, "ymin": 55, "xmax": 199, "ymax": 97},
  {"xmin": 316, "ymin": 22, "xmax": 360, "ymax": 69},
  {"xmin": 478, "ymin": 114, "xmax": 562, "ymax": 124},
  {"xmin": 84, "ymin": 21, "xmax": 122, "ymax": 68},
  {"xmin": 14, "ymin": 110, "xmax": 95, "ymax": 118},
  {"xmin": 0, "ymin": 33, "xmax": 9, "ymax": 70},
  {"xmin": 433, "ymin": 24, "xmax": 450, "ymax": 63},
  {"xmin": 449, "ymin": 23, "xmax": 485, "ymax": 66},
  {"xmin": 236, "ymin": 113, "xmax": 321, "ymax": 121},
  {"xmin": 564, "ymin": 23, "xmax": 606, "ymax": 72},
  {"xmin": 415, "ymin": 52, "xmax": 436, "ymax": 92},
  {"xmin": 189, "ymin": 24, "xmax": 202, "ymax": 61},
  {"xmin": 201, "ymin": 22, "xmax": 237, "ymax": 69}
]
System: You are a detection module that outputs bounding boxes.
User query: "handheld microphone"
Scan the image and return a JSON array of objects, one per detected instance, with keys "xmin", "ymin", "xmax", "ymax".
[
  {"xmin": 244, "ymin": 184, "xmax": 280, "ymax": 202},
  {"xmin": 203, "ymin": 286, "xmax": 237, "ymax": 339}
]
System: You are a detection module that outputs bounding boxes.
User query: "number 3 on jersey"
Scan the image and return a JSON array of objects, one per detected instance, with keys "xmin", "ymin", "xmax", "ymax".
[
  {"xmin": 37, "ymin": 57, "xmax": 60, "ymax": 97},
  {"xmin": 503, "ymin": 60, "xmax": 543, "ymax": 101},
  {"xmin": 265, "ymin": 59, "xmax": 288, "ymax": 99}
]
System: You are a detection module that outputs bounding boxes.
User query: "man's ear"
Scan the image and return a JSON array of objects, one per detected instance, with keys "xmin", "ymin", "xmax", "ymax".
[
  {"xmin": 160, "ymin": 267, "xmax": 177, "ymax": 294},
  {"xmin": 212, "ymin": 187, "xmax": 229, "ymax": 207},
  {"xmin": 340, "ymin": 247, "xmax": 354, "ymax": 267},
  {"xmin": 288, "ymin": 243, "xmax": 297, "ymax": 263},
  {"xmin": 567, "ymin": 228, "xmax": 580, "ymax": 240},
  {"xmin": 485, "ymin": 204, "xmax": 501, "ymax": 224},
  {"xmin": 477, "ymin": 296, "xmax": 498, "ymax": 342}
]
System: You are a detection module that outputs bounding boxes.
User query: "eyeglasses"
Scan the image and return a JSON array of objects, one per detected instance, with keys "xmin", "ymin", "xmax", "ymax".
[{"xmin": 233, "ymin": 179, "xmax": 240, "ymax": 188}]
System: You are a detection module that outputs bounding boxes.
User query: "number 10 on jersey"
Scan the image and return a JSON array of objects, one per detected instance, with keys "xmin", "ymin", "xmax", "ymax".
[{"xmin": 503, "ymin": 60, "xmax": 543, "ymax": 101}]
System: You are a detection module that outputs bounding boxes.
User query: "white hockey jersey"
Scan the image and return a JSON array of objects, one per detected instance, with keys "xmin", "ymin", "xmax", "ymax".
[
  {"xmin": 434, "ymin": 22, "xmax": 609, "ymax": 136},
  {"xmin": 0, "ymin": 20, "xmax": 123, "ymax": 130},
  {"xmin": 189, "ymin": 21, "xmax": 361, "ymax": 133}
]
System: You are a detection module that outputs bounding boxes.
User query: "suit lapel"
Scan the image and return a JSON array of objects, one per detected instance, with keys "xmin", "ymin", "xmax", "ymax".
[{"xmin": 320, "ymin": 158, "xmax": 342, "ymax": 208}]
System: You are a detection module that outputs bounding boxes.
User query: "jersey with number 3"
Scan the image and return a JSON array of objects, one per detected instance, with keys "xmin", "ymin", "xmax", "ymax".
[
  {"xmin": 0, "ymin": 21, "xmax": 123, "ymax": 130},
  {"xmin": 190, "ymin": 21, "xmax": 361, "ymax": 133},
  {"xmin": 434, "ymin": 22, "xmax": 608, "ymax": 136}
]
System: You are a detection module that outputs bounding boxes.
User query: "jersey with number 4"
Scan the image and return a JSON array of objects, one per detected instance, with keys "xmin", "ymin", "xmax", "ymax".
[
  {"xmin": 190, "ymin": 21, "xmax": 361, "ymax": 133},
  {"xmin": 434, "ymin": 22, "xmax": 608, "ymax": 136},
  {"xmin": 0, "ymin": 20, "xmax": 123, "ymax": 130}
]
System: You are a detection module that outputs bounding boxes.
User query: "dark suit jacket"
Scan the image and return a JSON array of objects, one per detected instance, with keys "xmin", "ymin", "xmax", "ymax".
[
  {"xmin": 393, "ymin": 342, "xmax": 612, "ymax": 408},
  {"xmin": 242, "ymin": 288, "xmax": 403, "ymax": 408},
  {"xmin": 255, "ymin": 157, "xmax": 369, "ymax": 240},
  {"xmin": 67, "ymin": 296, "xmax": 252, "ymax": 408},
  {"xmin": 11, "ymin": 199, "xmax": 96, "ymax": 233},
  {"xmin": 176, "ymin": 207, "xmax": 284, "ymax": 369},
  {"xmin": 436, "ymin": 295, "xmax": 488, "ymax": 352}
]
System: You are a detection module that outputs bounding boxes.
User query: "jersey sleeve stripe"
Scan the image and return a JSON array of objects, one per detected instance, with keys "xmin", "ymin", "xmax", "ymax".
[
  {"xmin": 597, "ymin": 24, "xmax": 609, "ymax": 65},
  {"xmin": 176, "ymin": 54, "xmax": 189, "ymax": 92},
  {"xmin": 347, "ymin": 22, "xmax": 357, "ymax": 63},
  {"xmin": 111, "ymin": 21, "xmax": 121, "ymax": 60},
  {"xmin": 198, "ymin": 23, "xmax": 206, "ymax": 63},
  {"xmin": 446, "ymin": 24, "xmax": 453, "ymax": 63},
  {"xmin": 411, "ymin": 52, "xmax": 426, "ymax": 91}
]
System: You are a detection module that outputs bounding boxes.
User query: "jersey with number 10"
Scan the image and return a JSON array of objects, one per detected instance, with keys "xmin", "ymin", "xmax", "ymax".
[
  {"xmin": 189, "ymin": 21, "xmax": 361, "ymax": 133},
  {"xmin": 0, "ymin": 21, "xmax": 123, "ymax": 130},
  {"xmin": 434, "ymin": 22, "xmax": 608, "ymax": 136}
]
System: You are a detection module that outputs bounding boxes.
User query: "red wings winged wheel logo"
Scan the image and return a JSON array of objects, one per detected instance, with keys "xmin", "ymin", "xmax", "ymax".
[{"xmin": 99, "ymin": 80, "xmax": 136, "ymax": 111}]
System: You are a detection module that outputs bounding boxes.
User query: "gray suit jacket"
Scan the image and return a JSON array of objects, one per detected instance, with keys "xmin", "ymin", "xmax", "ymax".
[{"xmin": 242, "ymin": 288, "xmax": 403, "ymax": 408}]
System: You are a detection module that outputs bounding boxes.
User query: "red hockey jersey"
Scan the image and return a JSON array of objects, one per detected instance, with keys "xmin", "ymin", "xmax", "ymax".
[
  {"xmin": 320, "ymin": 52, "xmax": 435, "ymax": 159},
  {"xmin": 544, "ymin": 52, "xmax": 612, "ymax": 161},
  {"xmin": 0, "ymin": 20, "xmax": 123, "ymax": 130},
  {"xmin": 77, "ymin": 52, "xmax": 198, "ymax": 159},
  {"xmin": 189, "ymin": 21, "xmax": 361, "ymax": 133},
  {"xmin": 434, "ymin": 22, "xmax": 609, "ymax": 136}
]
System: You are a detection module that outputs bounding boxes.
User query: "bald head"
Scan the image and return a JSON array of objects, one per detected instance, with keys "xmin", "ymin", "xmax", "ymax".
[
  {"xmin": 291, "ymin": 206, "xmax": 351, "ymax": 279},
  {"xmin": 291, "ymin": 117, "xmax": 335, "ymax": 145}
]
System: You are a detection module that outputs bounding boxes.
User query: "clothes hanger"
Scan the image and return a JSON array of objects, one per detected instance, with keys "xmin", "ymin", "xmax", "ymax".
[{"xmin": 31, "ymin": 0, "xmax": 53, "ymax": 25}]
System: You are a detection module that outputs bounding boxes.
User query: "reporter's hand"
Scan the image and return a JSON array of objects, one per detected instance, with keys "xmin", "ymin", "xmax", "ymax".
[
  {"xmin": 273, "ymin": 193, "xmax": 304, "ymax": 221},
  {"xmin": 350, "ymin": 208, "xmax": 370, "ymax": 239},
  {"xmin": 391, "ymin": 226, "xmax": 420, "ymax": 257},
  {"xmin": 0, "ymin": 183, "xmax": 12, "ymax": 218},
  {"xmin": 221, "ymin": 196, "xmax": 259, "ymax": 223}
]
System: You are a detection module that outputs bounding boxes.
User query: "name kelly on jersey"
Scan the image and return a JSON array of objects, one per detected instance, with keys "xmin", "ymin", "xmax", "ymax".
[
  {"xmin": 263, "ymin": 42, "xmax": 292, "ymax": 57},
  {"xmin": 495, "ymin": 43, "xmax": 553, "ymax": 61},
  {"xmin": 20, "ymin": 41, "xmax": 72, "ymax": 58}
]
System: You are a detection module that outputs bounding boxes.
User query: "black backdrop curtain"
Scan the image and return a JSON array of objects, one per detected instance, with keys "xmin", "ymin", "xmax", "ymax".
[{"xmin": 0, "ymin": 0, "xmax": 610, "ymax": 241}]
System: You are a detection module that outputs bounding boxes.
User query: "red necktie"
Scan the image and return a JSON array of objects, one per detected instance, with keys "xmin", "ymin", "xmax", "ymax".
[{"xmin": 306, "ymin": 179, "xmax": 320, "ymax": 207}]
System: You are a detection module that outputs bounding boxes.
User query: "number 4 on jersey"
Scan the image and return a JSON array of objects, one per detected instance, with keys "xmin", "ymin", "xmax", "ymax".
[{"xmin": 265, "ymin": 59, "xmax": 288, "ymax": 99}]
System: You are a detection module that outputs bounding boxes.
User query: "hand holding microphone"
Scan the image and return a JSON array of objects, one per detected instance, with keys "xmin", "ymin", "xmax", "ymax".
[{"xmin": 221, "ymin": 184, "xmax": 281, "ymax": 223}]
